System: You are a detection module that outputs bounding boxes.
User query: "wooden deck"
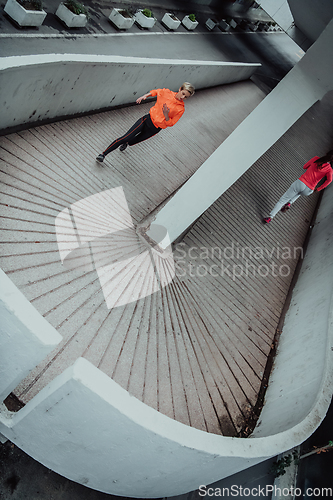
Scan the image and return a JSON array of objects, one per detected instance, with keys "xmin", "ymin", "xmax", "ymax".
[{"xmin": 0, "ymin": 82, "xmax": 327, "ymax": 436}]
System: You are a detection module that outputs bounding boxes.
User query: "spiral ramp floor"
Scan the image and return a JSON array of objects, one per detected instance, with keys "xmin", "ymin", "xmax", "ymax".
[{"xmin": 0, "ymin": 81, "xmax": 325, "ymax": 437}]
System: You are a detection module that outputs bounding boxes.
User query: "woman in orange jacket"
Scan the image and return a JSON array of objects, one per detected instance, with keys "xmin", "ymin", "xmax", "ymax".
[
  {"xmin": 96, "ymin": 82, "xmax": 195, "ymax": 163},
  {"xmin": 263, "ymin": 150, "xmax": 333, "ymax": 223}
]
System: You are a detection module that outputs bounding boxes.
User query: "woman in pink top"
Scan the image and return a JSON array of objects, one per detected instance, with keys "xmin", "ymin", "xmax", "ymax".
[{"xmin": 263, "ymin": 150, "xmax": 333, "ymax": 223}]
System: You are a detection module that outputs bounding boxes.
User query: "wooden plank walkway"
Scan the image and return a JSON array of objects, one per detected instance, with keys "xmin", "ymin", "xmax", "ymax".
[{"xmin": 1, "ymin": 82, "xmax": 331, "ymax": 436}]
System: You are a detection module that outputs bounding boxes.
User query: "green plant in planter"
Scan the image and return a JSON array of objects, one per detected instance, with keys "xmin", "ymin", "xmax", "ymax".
[
  {"xmin": 141, "ymin": 8, "xmax": 153, "ymax": 18},
  {"xmin": 64, "ymin": 0, "xmax": 88, "ymax": 17},
  {"xmin": 17, "ymin": 0, "xmax": 43, "ymax": 10},
  {"xmin": 188, "ymin": 13, "xmax": 196, "ymax": 22}
]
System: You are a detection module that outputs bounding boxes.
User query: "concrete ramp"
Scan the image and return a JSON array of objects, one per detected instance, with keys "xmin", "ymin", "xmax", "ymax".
[
  {"xmin": 1, "ymin": 82, "xmax": 333, "ymax": 496},
  {"xmin": 0, "ymin": 81, "xmax": 266, "ymax": 436}
]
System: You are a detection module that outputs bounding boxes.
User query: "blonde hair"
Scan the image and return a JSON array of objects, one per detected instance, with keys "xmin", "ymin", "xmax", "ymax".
[{"xmin": 181, "ymin": 82, "xmax": 195, "ymax": 96}]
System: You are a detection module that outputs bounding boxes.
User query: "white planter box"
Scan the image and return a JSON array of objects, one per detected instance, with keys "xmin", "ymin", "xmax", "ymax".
[
  {"xmin": 205, "ymin": 18, "xmax": 218, "ymax": 31},
  {"xmin": 181, "ymin": 15, "xmax": 198, "ymax": 31},
  {"xmin": 162, "ymin": 13, "xmax": 180, "ymax": 30},
  {"xmin": 4, "ymin": 0, "xmax": 46, "ymax": 27},
  {"xmin": 134, "ymin": 10, "xmax": 156, "ymax": 29},
  {"xmin": 247, "ymin": 22, "xmax": 258, "ymax": 32},
  {"xmin": 56, "ymin": 3, "xmax": 87, "ymax": 28},
  {"xmin": 257, "ymin": 22, "xmax": 268, "ymax": 31},
  {"xmin": 109, "ymin": 7, "xmax": 134, "ymax": 30},
  {"xmin": 219, "ymin": 19, "xmax": 230, "ymax": 31}
]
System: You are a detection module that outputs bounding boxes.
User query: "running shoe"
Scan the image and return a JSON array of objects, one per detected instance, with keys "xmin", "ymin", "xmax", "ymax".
[
  {"xmin": 263, "ymin": 217, "xmax": 271, "ymax": 224},
  {"xmin": 96, "ymin": 154, "xmax": 105, "ymax": 163}
]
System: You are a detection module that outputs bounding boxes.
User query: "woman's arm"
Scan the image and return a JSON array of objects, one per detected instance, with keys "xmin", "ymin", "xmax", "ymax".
[
  {"xmin": 162, "ymin": 103, "xmax": 170, "ymax": 121},
  {"xmin": 303, "ymin": 156, "xmax": 319, "ymax": 170},
  {"xmin": 136, "ymin": 92, "xmax": 153, "ymax": 104},
  {"xmin": 163, "ymin": 108, "xmax": 184, "ymax": 128}
]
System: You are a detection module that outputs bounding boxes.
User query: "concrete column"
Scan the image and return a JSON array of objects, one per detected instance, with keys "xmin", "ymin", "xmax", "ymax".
[
  {"xmin": 146, "ymin": 19, "xmax": 333, "ymax": 248},
  {"xmin": 256, "ymin": 0, "xmax": 294, "ymax": 32}
]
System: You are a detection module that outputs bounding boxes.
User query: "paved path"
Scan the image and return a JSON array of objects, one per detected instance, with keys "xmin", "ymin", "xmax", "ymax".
[
  {"xmin": 2, "ymin": 82, "xmax": 331, "ymax": 437},
  {"xmin": 0, "ymin": 81, "xmax": 266, "ymax": 436}
]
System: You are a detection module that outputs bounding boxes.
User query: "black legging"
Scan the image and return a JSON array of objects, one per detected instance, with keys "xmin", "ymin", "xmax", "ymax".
[{"xmin": 103, "ymin": 114, "xmax": 161, "ymax": 156}]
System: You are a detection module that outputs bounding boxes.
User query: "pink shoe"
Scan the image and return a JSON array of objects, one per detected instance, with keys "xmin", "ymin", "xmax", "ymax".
[
  {"xmin": 263, "ymin": 217, "xmax": 271, "ymax": 224},
  {"xmin": 281, "ymin": 202, "xmax": 291, "ymax": 213}
]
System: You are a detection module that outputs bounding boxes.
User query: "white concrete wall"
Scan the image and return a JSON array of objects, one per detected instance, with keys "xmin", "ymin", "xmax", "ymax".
[
  {"xmin": 257, "ymin": 0, "xmax": 333, "ymax": 49},
  {"xmin": 253, "ymin": 185, "xmax": 333, "ymax": 437},
  {"xmin": 0, "ymin": 358, "xmax": 265, "ymax": 497},
  {"xmin": 256, "ymin": 0, "xmax": 294, "ymax": 32},
  {"xmin": 0, "ymin": 54, "xmax": 260, "ymax": 131},
  {"xmin": 0, "ymin": 269, "xmax": 62, "ymax": 402},
  {"xmin": 147, "ymin": 19, "xmax": 333, "ymax": 247},
  {"xmin": 288, "ymin": 0, "xmax": 333, "ymax": 43}
]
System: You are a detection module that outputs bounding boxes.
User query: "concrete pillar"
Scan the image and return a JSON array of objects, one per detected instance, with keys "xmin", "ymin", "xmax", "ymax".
[
  {"xmin": 146, "ymin": 19, "xmax": 333, "ymax": 248},
  {"xmin": 256, "ymin": 0, "xmax": 294, "ymax": 32}
]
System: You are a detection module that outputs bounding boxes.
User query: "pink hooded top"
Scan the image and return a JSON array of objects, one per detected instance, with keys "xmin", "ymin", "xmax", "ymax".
[{"xmin": 299, "ymin": 156, "xmax": 333, "ymax": 191}]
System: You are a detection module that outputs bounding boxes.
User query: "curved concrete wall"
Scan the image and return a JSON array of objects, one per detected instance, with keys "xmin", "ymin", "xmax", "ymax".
[
  {"xmin": 0, "ymin": 187, "xmax": 332, "ymax": 496},
  {"xmin": 0, "ymin": 269, "xmax": 62, "ymax": 402},
  {"xmin": 0, "ymin": 54, "xmax": 260, "ymax": 131}
]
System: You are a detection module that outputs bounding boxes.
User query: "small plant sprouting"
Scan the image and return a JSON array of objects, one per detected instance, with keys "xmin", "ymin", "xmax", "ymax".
[
  {"xmin": 64, "ymin": 0, "xmax": 88, "ymax": 17},
  {"xmin": 271, "ymin": 450, "xmax": 299, "ymax": 478},
  {"xmin": 141, "ymin": 8, "xmax": 153, "ymax": 18},
  {"xmin": 271, "ymin": 455, "xmax": 292, "ymax": 478},
  {"xmin": 271, "ymin": 441, "xmax": 333, "ymax": 478},
  {"xmin": 188, "ymin": 13, "xmax": 196, "ymax": 22}
]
